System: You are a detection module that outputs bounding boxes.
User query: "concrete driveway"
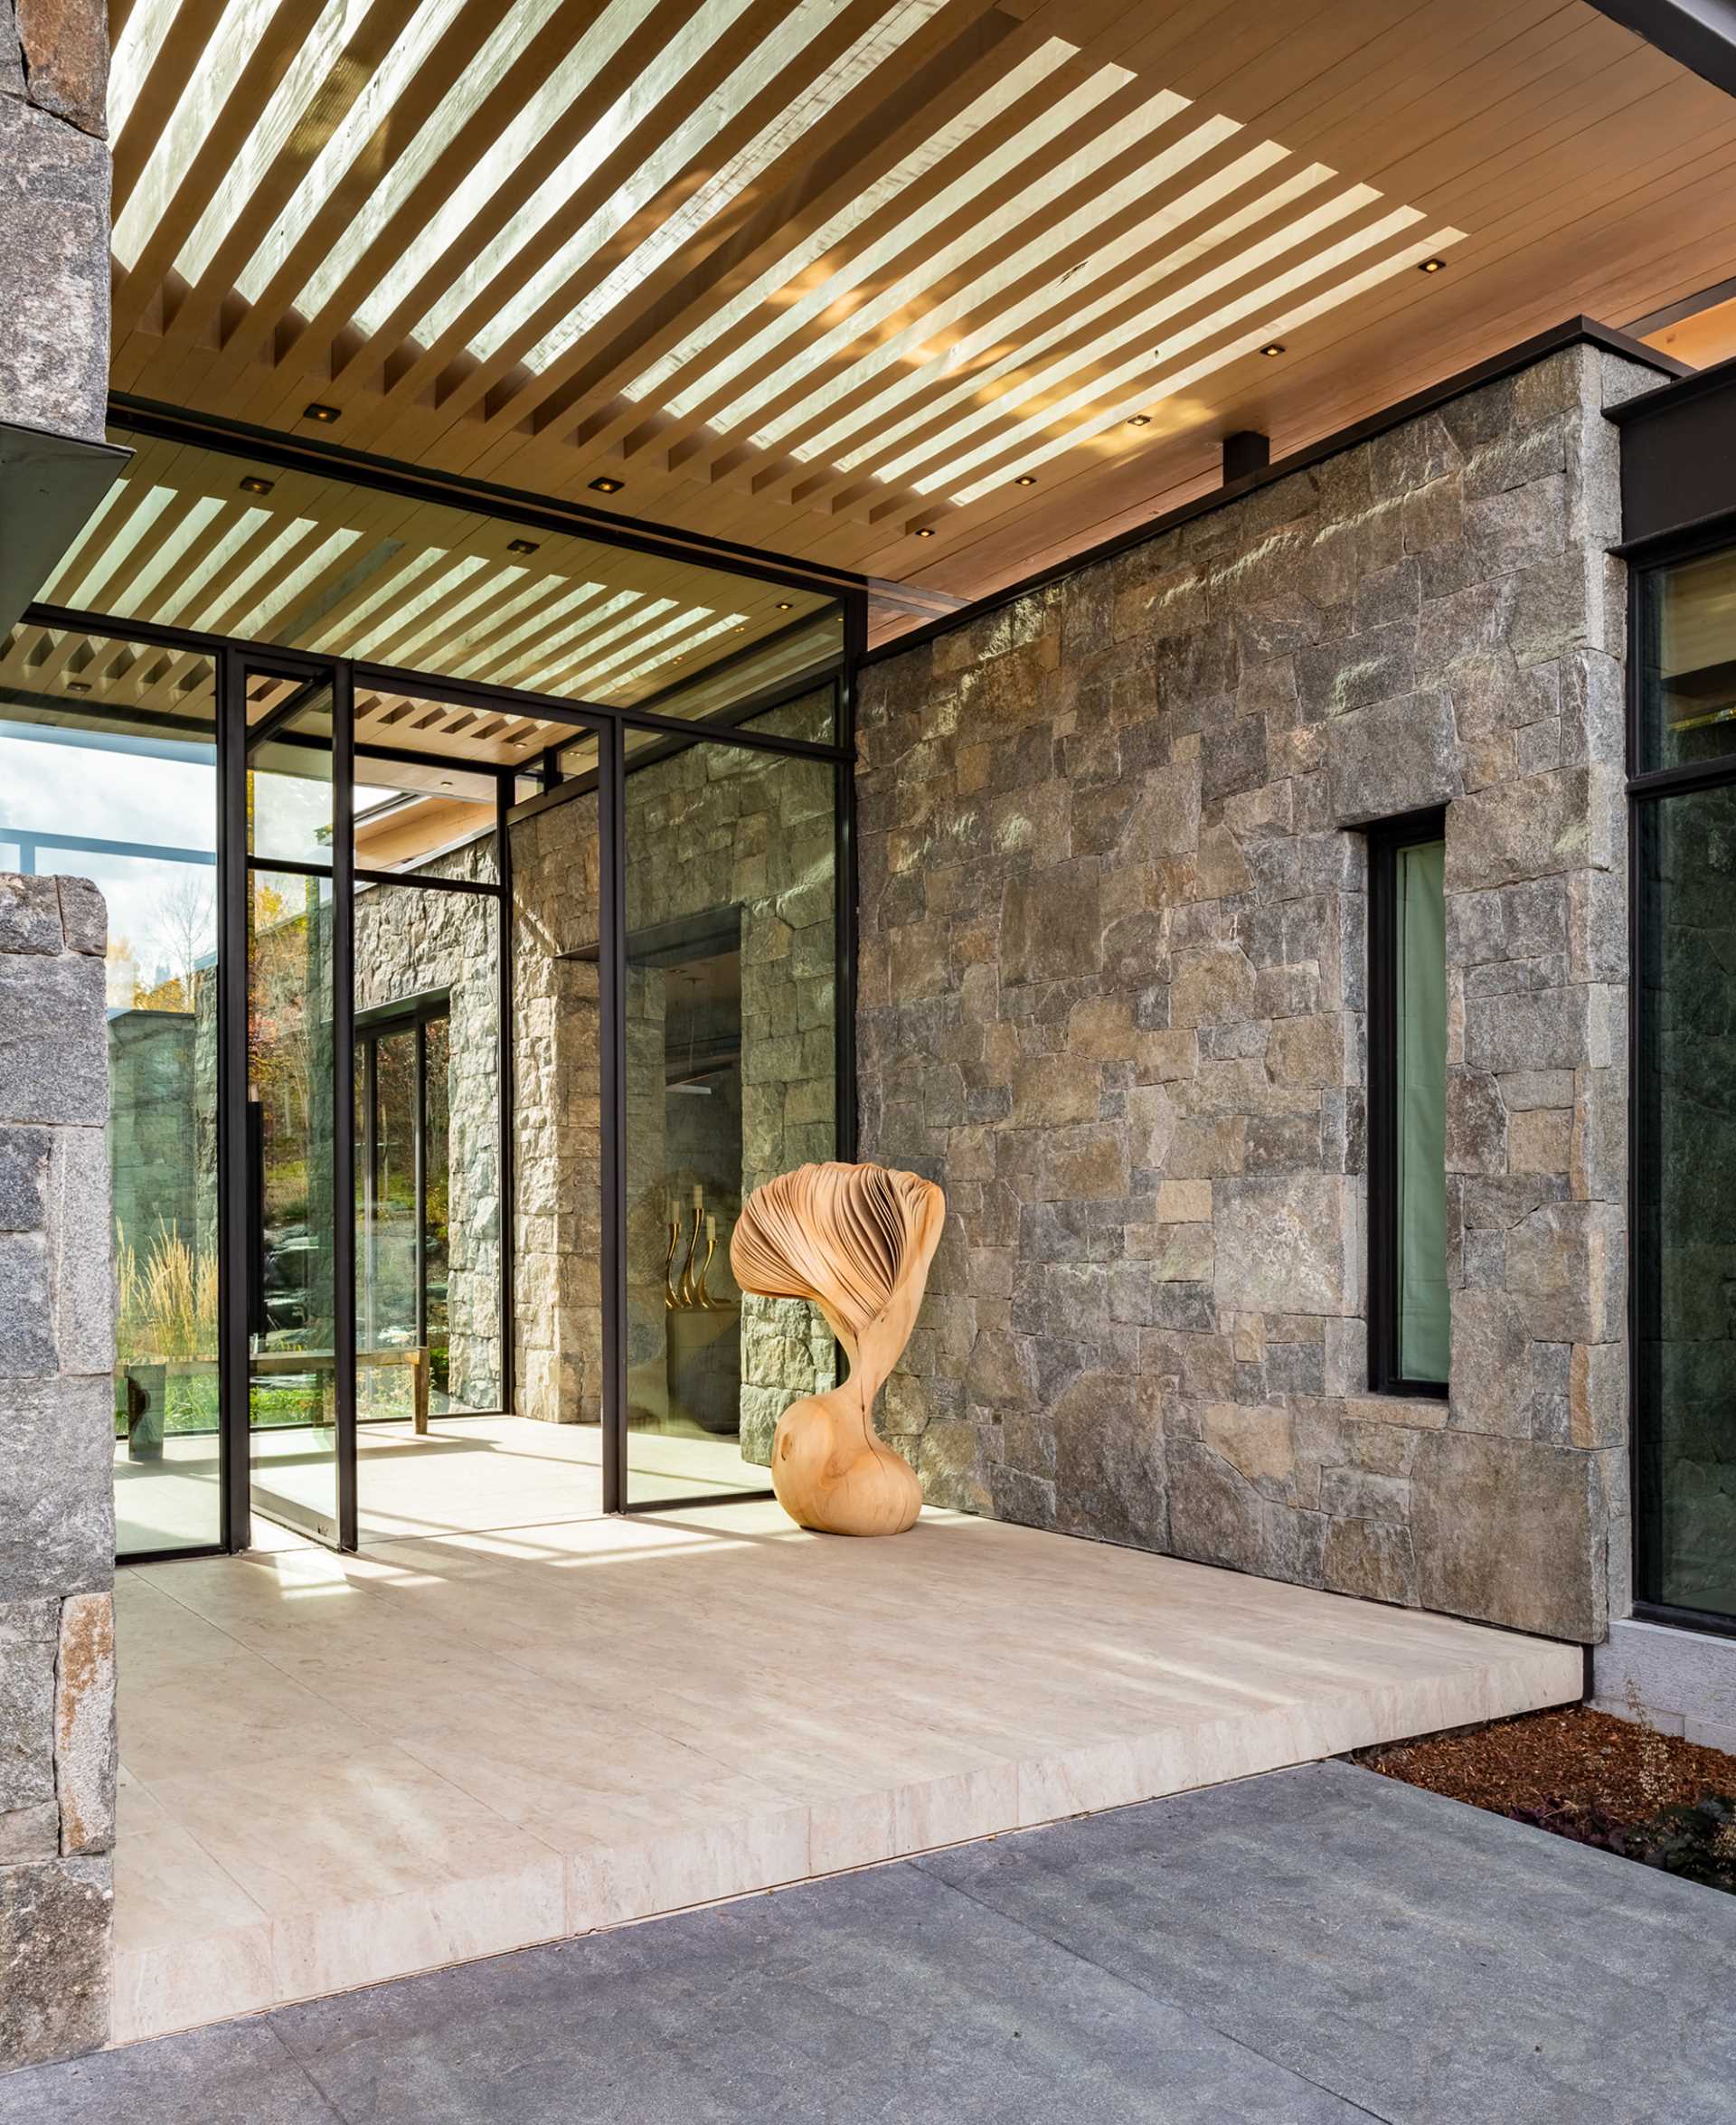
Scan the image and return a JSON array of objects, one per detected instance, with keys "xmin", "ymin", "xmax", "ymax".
[{"xmin": 6, "ymin": 1759, "xmax": 1731, "ymax": 2123}]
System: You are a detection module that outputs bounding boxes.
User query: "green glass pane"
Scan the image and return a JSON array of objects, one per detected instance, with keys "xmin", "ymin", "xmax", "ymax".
[
  {"xmin": 1642, "ymin": 785, "xmax": 1736, "ymax": 1618},
  {"xmin": 1396, "ymin": 838, "xmax": 1448, "ymax": 1384}
]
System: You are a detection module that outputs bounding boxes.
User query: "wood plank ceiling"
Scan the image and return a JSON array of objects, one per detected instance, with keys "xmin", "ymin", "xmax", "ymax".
[{"xmin": 99, "ymin": 0, "xmax": 1736, "ymax": 645}]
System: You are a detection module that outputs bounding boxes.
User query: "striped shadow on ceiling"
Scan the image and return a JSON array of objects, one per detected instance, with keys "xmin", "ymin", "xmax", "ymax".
[{"xmin": 106, "ymin": 0, "xmax": 1463, "ymax": 543}]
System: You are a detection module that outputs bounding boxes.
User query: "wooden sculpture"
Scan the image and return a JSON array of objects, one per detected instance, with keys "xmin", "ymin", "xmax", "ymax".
[{"xmin": 731, "ymin": 1161, "xmax": 945, "ymax": 1536}]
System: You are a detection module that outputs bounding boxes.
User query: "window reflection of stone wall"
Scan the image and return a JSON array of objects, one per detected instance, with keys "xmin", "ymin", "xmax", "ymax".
[
  {"xmin": 351, "ymin": 845, "xmax": 502, "ymax": 1412},
  {"xmin": 1646, "ymin": 784, "xmax": 1736, "ymax": 1616},
  {"xmin": 508, "ymin": 805, "xmax": 603, "ymax": 1426},
  {"xmin": 505, "ymin": 712, "xmax": 838, "ymax": 1448}
]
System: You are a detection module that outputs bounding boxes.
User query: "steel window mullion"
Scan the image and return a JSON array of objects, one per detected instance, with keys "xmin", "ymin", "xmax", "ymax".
[
  {"xmin": 599, "ymin": 719, "xmax": 627, "ymax": 1516},
  {"xmin": 414, "ymin": 1017, "xmax": 428, "ymax": 1362},
  {"xmin": 216, "ymin": 645, "xmax": 251, "ymax": 1553},
  {"xmin": 21, "ymin": 603, "xmax": 854, "ymax": 767},
  {"xmin": 496, "ymin": 775, "xmax": 516, "ymax": 1426},
  {"xmin": 333, "ymin": 662, "xmax": 359, "ymax": 1551},
  {"xmin": 108, "ymin": 393, "xmax": 868, "ymax": 602}
]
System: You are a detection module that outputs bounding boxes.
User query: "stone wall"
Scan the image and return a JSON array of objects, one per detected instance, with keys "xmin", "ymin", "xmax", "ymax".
[
  {"xmin": 352, "ymin": 846, "xmax": 503, "ymax": 1412},
  {"xmin": 0, "ymin": 872, "xmax": 117, "ymax": 2067},
  {"xmin": 1, "ymin": 0, "xmax": 109, "ymax": 439},
  {"xmin": 856, "ymin": 339, "xmax": 1668, "ymax": 1644}
]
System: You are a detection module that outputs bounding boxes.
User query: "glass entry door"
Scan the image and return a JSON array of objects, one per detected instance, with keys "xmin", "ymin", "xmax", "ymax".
[{"xmin": 239, "ymin": 660, "xmax": 355, "ymax": 1546}]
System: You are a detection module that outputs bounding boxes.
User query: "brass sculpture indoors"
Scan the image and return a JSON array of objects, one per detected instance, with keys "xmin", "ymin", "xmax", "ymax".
[{"xmin": 731, "ymin": 1161, "xmax": 945, "ymax": 1536}]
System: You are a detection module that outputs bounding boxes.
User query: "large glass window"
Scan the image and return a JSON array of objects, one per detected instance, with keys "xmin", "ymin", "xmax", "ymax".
[
  {"xmin": 1639, "ymin": 545, "xmax": 1736, "ymax": 774},
  {"xmin": 0, "ymin": 630, "xmax": 222, "ymax": 1555},
  {"xmin": 1637, "ymin": 544, "xmax": 1736, "ymax": 1624},
  {"xmin": 1369, "ymin": 813, "xmax": 1449, "ymax": 1393},
  {"xmin": 621, "ymin": 729, "xmax": 839, "ymax": 1506},
  {"xmin": 22, "ymin": 419, "xmax": 856, "ymax": 1558}
]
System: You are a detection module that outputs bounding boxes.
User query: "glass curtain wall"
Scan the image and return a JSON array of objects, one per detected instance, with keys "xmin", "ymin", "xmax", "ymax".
[
  {"xmin": 621, "ymin": 720, "xmax": 839, "ymax": 1506},
  {"xmin": 0, "ymin": 628, "xmax": 221, "ymax": 1557},
  {"xmin": 1636, "ymin": 544, "xmax": 1736, "ymax": 1624},
  {"xmin": 243, "ymin": 674, "xmax": 349, "ymax": 1542},
  {"xmin": 23, "ymin": 411, "xmax": 856, "ymax": 1557}
]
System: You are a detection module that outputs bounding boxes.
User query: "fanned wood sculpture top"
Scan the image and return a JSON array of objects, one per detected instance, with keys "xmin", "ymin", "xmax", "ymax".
[{"xmin": 731, "ymin": 1162, "xmax": 945, "ymax": 1536}]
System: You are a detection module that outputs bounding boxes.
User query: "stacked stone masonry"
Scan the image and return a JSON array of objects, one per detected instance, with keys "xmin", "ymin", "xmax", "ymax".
[
  {"xmin": 857, "ymin": 343, "xmax": 1668, "ymax": 1644},
  {"xmin": 1, "ymin": 0, "xmax": 110, "ymax": 440},
  {"xmin": 0, "ymin": 873, "xmax": 117, "ymax": 2067}
]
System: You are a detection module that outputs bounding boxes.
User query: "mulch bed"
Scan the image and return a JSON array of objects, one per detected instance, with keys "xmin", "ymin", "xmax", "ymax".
[{"xmin": 1356, "ymin": 1705, "xmax": 1736, "ymax": 1894}]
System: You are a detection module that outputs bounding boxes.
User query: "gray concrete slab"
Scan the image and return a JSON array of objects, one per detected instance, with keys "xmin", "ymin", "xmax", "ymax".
[
  {"xmin": 3, "ymin": 1761, "xmax": 1730, "ymax": 2123},
  {"xmin": 923, "ymin": 1759, "xmax": 1736, "ymax": 2125}
]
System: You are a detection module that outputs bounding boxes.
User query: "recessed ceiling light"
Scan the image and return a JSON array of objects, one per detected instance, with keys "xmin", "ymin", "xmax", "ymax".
[
  {"xmin": 304, "ymin": 401, "xmax": 340, "ymax": 423},
  {"xmin": 1014, "ymin": 474, "xmax": 1037, "ymax": 486},
  {"xmin": 1418, "ymin": 257, "xmax": 1447, "ymax": 274},
  {"xmin": 65, "ymin": 680, "xmax": 91, "ymax": 694},
  {"xmin": 1260, "ymin": 343, "xmax": 1286, "ymax": 357},
  {"xmin": 914, "ymin": 526, "xmax": 936, "ymax": 538},
  {"xmin": 507, "ymin": 538, "xmax": 539, "ymax": 554},
  {"xmin": 589, "ymin": 476, "xmax": 624, "ymax": 495},
  {"xmin": 240, "ymin": 475, "xmax": 275, "ymax": 495},
  {"xmin": 1127, "ymin": 414, "xmax": 1151, "ymax": 427},
  {"xmin": 775, "ymin": 601, "xmax": 793, "ymax": 610}
]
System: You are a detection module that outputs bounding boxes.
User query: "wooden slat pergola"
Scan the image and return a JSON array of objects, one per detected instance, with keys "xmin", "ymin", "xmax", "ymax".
[{"xmin": 90, "ymin": 0, "xmax": 1736, "ymax": 639}]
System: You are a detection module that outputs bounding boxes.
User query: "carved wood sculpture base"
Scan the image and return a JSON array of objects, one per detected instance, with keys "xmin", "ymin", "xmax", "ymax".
[{"xmin": 731, "ymin": 1162, "xmax": 945, "ymax": 1536}]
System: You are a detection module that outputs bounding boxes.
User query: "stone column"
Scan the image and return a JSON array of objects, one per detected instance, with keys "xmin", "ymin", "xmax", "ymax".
[
  {"xmin": 1, "ymin": 1, "xmax": 110, "ymax": 440},
  {"xmin": 0, "ymin": 872, "xmax": 117, "ymax": 2068}
]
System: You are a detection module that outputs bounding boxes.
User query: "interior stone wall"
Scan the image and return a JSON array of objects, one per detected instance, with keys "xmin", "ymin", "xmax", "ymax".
[
  {"xmin": 352, "ymin": 845, "xmax": 503, "ymax": 1412},
  {"xmin": 856, "ymin": 340, "xmax": 1667, "ymax": 1645},
  {"xmin": 0, "ymin": 873, "xmax": 117, "ymax": 2068}
]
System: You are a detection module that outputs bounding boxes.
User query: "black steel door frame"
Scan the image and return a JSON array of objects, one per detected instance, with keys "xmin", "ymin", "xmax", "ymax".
[
  {"xmin": 41, "ymin": 590, "xmax": 858, "ymax": 1558},
  {"xmin": 221, "ymin": 647, "xmax": 361, "ymax": 1550}
]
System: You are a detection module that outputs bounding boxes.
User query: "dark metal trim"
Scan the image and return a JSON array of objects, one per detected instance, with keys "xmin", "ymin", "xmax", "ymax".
[
  {"xmin": 599, "ymin": 719, "xmax": 628, "ymax": 1516},
  {"xmin": 838, "ymin": 602, "xmax": 863, "ymax": 1165},
  {"xmin": 1365, "ymin": 808, "xmax": 1451, "ymax": 1402},
  {"xmin": 496, "ymin": 776, "xmax": 517, "ymax": 1422},
  {"xmin": 1631, "ymin": 1598, "xmax": 1736, "ymax": 1643},
  {"xmin": 1580, "ymin": 0, "xmax": 1736, "ymax": 109},
  {"xmin": 414, "ymin": 1017, "xmax": 429, "ymax": 1358},
  {"xmin": 1613, "ymin": 503, "xmax": 1736, "ymax": 562},
  {"xmin": 1628, "ymin": 562, "xmax": 1654, "ymax": 1622},
  {"xmin": 355, "ymin": 864, "xmax": 500, "ymax": 896},
  {"xmin": 22, "ymin": 602, "xmax": 854, "ymax": 763},
  {"xmin": 863, "ymin": 319, "xmax": 1686, "ymax": 670},
  {"xmin": 1628, "ymin": 273, "xmax": 1736, "ymax": 341},
  {"xmin": 108, "ymin": 393, "xmax": 872, "ymax": 602},
  {"xmin": 620, "ymin": 1489, "xmax": 776, "ymax": 1515},
  {"xmin": 331, "ymin": 660, "xmax": 360, "ymax": 1552},
  {"xmin": 216, "ymin": 646, "xmax": 250, "ymax": 1554}
]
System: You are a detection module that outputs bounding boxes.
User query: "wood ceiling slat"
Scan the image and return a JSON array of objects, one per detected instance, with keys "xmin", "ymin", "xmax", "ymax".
[
  {"xmin": 447, "ymin": 0, "xmax": 1030, "ymax": 461},
  {"xmin": 104, "ymin": 0, "xmax": 1736, "ymax": 631},
  {"xmin": 221, "ymin": 0, "xmax": 644, "ymax": 433},
  {"xmin": 372, "ymin": 0, "xmax": 920, "ymax": 457},
  {"xmin": 111, "ymin": 0, "xmax": 338, "ymax": 343}
]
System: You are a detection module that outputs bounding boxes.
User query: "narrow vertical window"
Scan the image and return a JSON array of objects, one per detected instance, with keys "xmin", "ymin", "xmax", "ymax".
[{"xmin": 1369, "ymin": 812, "xmax": 1448, "ymax": 1393}]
